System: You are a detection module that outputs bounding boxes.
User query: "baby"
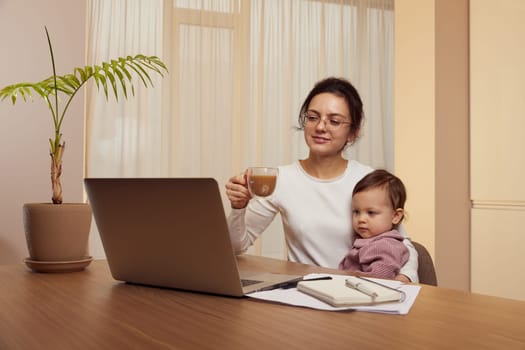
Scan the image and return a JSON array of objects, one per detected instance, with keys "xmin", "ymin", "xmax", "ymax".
[{"xmin": 339, "ymin": 169, "xmax": 409, "ymax": 279}]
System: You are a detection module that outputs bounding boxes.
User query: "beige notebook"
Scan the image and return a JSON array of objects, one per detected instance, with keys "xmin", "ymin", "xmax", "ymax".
[{"xmin": 297, "ymin": 276, "xmax": 405, "ymax": 307}]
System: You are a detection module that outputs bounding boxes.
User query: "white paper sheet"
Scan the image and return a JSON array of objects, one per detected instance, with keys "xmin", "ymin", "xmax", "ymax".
[{"xmin": 247, "ymin": 273, "xmax": 421, "ymax": 315}]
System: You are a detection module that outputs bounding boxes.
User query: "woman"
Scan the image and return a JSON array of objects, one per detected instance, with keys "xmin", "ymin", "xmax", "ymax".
[{"xmin": 225, "ymin": 77, "xmax": 418, "ymax": 282}]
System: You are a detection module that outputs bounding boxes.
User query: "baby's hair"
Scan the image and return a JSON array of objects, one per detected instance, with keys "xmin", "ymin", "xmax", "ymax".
[{"xmin": 353, "ymin": 169, "xmax": 407, "ymax": 226}]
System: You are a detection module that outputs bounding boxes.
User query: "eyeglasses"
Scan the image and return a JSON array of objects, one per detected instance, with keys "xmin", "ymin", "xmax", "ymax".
[{"xmin": 301, "ymin": 113, "xmax": 351, "ymax": 131}]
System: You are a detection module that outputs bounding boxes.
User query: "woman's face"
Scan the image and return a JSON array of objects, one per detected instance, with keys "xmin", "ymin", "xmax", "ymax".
[{"xmin": 303, "ymin": 92, "xmax": 354, "ymax": 157}]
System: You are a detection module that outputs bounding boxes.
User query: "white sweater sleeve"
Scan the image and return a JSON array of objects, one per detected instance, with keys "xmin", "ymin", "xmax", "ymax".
[
  {"xmin": 226, "ymin": 199, "xmax": 279, "ymax": 254},
  {"xmin": 398, "ymin": 224, "xmax": 419, "ymax": 283}
]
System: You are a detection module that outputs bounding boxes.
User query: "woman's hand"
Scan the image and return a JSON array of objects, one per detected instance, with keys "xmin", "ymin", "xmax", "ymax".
[{"xmin": 225, "ymin": 171, "xmax": 251, "ymax": 209}]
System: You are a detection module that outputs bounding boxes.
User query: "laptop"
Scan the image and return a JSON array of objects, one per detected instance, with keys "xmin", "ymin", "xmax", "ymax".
[{"xmin": 84, "ymin": 177, "xmax": 302, "ymax": 297}]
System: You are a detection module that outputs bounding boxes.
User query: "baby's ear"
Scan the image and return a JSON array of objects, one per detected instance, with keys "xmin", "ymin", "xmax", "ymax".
[{"xmin": 392, "ymin": 208, "xmax": 404, "ymax": 225}]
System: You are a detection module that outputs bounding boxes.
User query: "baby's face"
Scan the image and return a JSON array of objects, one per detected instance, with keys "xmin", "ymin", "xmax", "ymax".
[{"xmin": 351, "ymin": 187, "xmax": 401, "ymax": 238}]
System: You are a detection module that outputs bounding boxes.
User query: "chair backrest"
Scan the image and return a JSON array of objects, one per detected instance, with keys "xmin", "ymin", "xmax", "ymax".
[{"xmin": 412, "ymin": 241, "xmax": 438, "ymax": 286}]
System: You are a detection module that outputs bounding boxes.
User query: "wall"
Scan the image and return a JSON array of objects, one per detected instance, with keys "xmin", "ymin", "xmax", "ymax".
[
  {"xmin": 396, "ymin": 0, "xmax": 525, "ymax": 300},
  {"xmin": 394, "ymin": 0, "xmax": 436, "ymax": 260},
  {"xmin": 394, "ymin": 0, "xmax": 470, "ymax": 290},
  {"xmin": 0, "ymin": 0, "xmax": 86, "ymax": 264},
  {"xmin": 434, "ymin": 0, "xmax": 470, "ymax": 291},
  {"xmin": 470, "ymin": 0, "xmax": 525, "ymax": 301}
]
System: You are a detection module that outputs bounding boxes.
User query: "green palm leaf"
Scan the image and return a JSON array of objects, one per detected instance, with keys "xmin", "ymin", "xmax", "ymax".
[{"xmin": 0, "ymin": 27, "xmax": 168, "ymax": 204}]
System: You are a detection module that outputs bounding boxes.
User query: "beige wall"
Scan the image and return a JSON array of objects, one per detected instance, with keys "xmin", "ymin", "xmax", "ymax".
[
  {"xmin": 0, "ymin": 0, "xmax": 86, "ymax": 264},
  {"xmin": 434, "ymin": 0, "xmax": 470, "ymax": 291},
  {"xmin": 394, "ymin": 0, "xmax": 437, "ymax": 267},
  {"xmin": 396, "ymin": 0, "xmax": 525, "ymax": 300},
  {"xmin": 395, "ymin": 0, "xmax": 470, "ymax": 291},
  {"xmin": 470, "ymin": 0, "xmax": 525, "ymax": 301}
]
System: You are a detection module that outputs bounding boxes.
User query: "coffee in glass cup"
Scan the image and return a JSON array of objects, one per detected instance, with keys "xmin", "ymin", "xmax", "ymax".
[{"xmin": 247, "ymin": 167, "xmax": 278, "ymax": 198}]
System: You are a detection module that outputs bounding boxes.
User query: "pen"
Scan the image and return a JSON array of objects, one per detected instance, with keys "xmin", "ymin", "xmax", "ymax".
[
  {"xmin": 345, "ymin": 277, "xmax": 378, "ymax": 299},
  {"xmin": 303, "ymin": 276, "xmax": 333, "ymax": 282},
  {"xmin": 281, "ymin": 276, "xmax": 333, "ymax": 289}
]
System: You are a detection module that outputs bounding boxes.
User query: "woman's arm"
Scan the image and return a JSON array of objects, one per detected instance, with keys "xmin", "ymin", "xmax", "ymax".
[
  {"xmin": 227, "ymin": 208, "xmax": 253, "ymax": 253},
  {"xmin": 398, "ymin": 239, "xmax": 419, "ymax": 282},
  {"xmin": 396, "ymin": 224, "xmax": 419, "ymax": 283},
  {"xmin": 226, "ymin": 200, "xmax": 279, "ymax": 254},
  {"xmin": 225, "ymin": 172, "xmax": 279, "ymax": 253}
]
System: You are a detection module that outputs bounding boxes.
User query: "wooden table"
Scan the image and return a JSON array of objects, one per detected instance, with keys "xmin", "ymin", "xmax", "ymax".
[{"xmin": 1, "ymin": 255, "xmax": 524, "ymax": 349}]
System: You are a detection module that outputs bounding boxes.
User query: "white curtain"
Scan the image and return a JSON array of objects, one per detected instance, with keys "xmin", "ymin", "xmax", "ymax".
[
  {"xmin": 85, "ymin": 0, "xmax": 394, "ymax": 259},
  {"xmin": 85, "ymin": 0, "xmax": 167, "ymax": 177}
]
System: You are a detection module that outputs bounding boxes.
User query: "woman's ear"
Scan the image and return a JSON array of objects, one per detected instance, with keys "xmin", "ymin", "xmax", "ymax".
[
  {"xmin": 392, "ymin": 208, "xmax": 404, "ymax": 225},
  {"xmin": 347, "ymin": 127, "xmax": 360, "ymax": 144}
]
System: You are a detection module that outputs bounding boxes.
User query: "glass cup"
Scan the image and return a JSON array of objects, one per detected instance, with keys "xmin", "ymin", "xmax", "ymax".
[{"xmin": 247, "ymin": 167, "xmax": 278, "ymax": 198}]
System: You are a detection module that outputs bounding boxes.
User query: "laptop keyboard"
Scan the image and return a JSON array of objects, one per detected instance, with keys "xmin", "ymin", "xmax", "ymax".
[{"xmin": 241, "ymin": 279, "xmax": 261, "ymax": 287}]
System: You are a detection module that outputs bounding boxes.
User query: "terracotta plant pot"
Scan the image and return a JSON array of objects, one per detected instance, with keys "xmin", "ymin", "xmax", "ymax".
[{"xmin": 23, "ymin": 203, "xmax": 93, "ymax": 272}]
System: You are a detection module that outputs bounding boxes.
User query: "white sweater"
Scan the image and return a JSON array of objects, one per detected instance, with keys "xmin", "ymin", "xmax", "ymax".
[{"xmin": 227, "ymin": 160, "xmax": 419, "ymax": 282}]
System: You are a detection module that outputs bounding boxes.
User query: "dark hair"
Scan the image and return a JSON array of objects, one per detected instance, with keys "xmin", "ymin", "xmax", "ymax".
[
  {"xmin": 353, "ymin": 169, "xmax": 407, "ymax": 226},
  {"xmin": 298, "ymin": 77, "xmax": 364, "ymax": 141}
]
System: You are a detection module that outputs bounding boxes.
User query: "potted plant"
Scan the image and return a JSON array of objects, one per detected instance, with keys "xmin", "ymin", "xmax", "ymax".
[{"xmin": 0, "ymin": 27, "xmax": 168, "ymax": 272}]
